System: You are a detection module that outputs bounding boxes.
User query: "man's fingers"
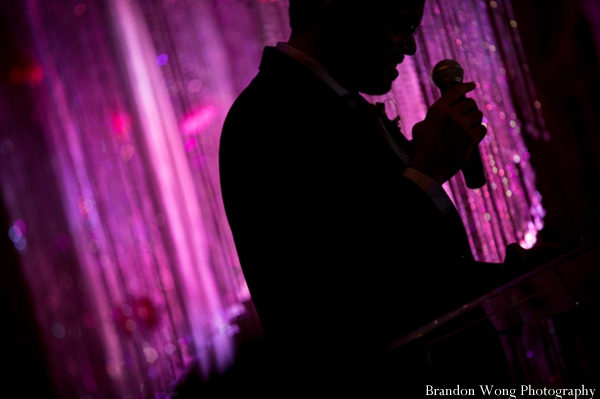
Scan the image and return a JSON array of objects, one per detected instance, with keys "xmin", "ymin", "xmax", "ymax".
[
  {"xmin": 469, "ymin": 120, "xmax": 486, "ymax": 131},
  {"xmin": 453, "ymin": 98, "xmax": 478, "ymax": 116},
  {"xmin": 465, "ymin": 117, "xmax": 487, "ymax": 141},
  {"xmin": 444, "ymin": 82, "xmax": 476, "ymax": 106},
  {"xmin": 466, "ymin": 110, "xmax": 484, "ymax": 129},
  {"xmin": 475, "ymin": 124, "xmax": 487, "ymax": 140},
  {"xmin": 468, "ymin": 123, "xmax": 487, "ymax": 144}
]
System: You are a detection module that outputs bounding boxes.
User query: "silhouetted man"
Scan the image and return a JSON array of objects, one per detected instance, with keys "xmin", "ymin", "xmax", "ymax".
[{"xmin": 220, "ymin": 0, "xmax": 505, "ymax": 392}]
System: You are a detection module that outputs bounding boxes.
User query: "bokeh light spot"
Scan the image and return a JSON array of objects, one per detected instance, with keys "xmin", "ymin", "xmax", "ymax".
[
  {"xmin": 120, "ymin": 144, "xmax": 136, "ymax": 162},
  {"xmin": 187, "ymin": 79, "xmax": 202, "ymax": 93},
  {"xmin": 156, "ymin": 54, "xmax": 168, "ymax": 66},
  {"xmin": 111, "ymin": 112, "xmax": 132, "ymax": 138},
  {"xmin": 14, "ymin": 236, "xmax": 27, "ymax": 252},
  {"xmin": 106, "ymin": 361, "xmax": 123, "ymax": 379},
  {"xmin": 88, "ymin": 239, "xmax": 99, "ymax": 252},
  {"xmin": 9, "ymin": 226, "xmax": 22, "ymax": 242},
  {"xmin": 14, "ymin": 219, "xmax": 27, "ymax": 234},
  {"xmin": 165, "ymin": 343, "xmax": 177, "ymax": 355},
  {"xmin": 125, "ymin": 319, "xmax": 137, "ymax": 332},
  {"xmin": 184, "ymin": 137, "xmax": 198, "ymax": 153},
  {"xmin": 144, "ymin": 347, "xmax": 158, "ymax": 363},
  {"xmin": 52, "ymin": 322, "xmax": 66, "ymax": 339},
  {"xmin": 74, "ymin": 4, "xmax": 86, "ymax": 16}
]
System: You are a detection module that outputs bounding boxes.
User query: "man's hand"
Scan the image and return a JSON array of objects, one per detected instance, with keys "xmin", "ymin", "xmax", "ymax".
[{"xmin": 410, "ymin": 82, "xmax": 487, "ymax": 185}]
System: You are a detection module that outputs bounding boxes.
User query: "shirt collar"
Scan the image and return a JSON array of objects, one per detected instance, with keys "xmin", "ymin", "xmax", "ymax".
[{"xmin": 275, "ymin": 42, "xmax": 351, "ymax": 98}]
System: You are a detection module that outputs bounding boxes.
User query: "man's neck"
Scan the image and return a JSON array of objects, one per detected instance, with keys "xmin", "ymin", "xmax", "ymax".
[
  {"xmin": 286, "ymin": 31, "xmax": 358, "ymax": 93},
  {"xmin": 276, "ymin": 42, "xmax": 350, "ymax": 98}
]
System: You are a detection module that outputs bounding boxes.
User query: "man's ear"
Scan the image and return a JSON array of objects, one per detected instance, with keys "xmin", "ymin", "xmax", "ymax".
[
  {"xmin": 323, "ymin": 0, "xmax": 363, "ymax": 29},
  {"xmin": 322, "ymin": 0, "xmax": 341, "ymax": 25}
]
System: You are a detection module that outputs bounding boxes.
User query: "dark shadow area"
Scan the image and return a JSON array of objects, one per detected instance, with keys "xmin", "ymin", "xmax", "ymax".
[
  {"xmin": 0, "ymin": 195, "xmax": 58, "ymax": 398},
  {"xmin": 511, "ymin": 0, "xmax": 600, "ymax": 244}
]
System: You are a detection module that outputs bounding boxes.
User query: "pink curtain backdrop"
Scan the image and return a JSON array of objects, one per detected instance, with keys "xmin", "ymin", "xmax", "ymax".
[{"xmin": 1, "ymin": 0, "xmax": 552, "ymax": 397}]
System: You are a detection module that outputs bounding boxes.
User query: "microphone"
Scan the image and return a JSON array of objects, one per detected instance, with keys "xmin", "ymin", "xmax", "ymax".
[{"xmin": 432, "ymin": 59, "xmax": 486, "ymax": 189}]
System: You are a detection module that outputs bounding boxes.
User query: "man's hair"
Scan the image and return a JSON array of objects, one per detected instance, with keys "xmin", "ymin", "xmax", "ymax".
[
  {"xmin": 288, "ymin": 0, "xmax": 421, "ymax": 33},
  {"xmin": 288, "ymin": 0, "xmax": 327, "ymax": 33}
]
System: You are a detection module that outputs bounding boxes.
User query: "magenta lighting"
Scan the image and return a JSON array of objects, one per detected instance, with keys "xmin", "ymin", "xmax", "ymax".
[
  {"xmin": 368, "ymin": 0, "xmax": 548, "ymax": 261},
  {"xmin": 0, "ymin": 0, "xmax": 546, "ymax": 396}
]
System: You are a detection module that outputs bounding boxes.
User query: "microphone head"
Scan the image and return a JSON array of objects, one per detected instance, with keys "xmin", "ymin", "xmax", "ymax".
[{"xmin": 432, "ymin": 59, "xmax": 464, "ymax": 93}]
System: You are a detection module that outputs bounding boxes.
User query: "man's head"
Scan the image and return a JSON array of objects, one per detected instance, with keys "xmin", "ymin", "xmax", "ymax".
[{"xmin": 288, "ymin": 0, "xmax": 425, "ymax": 95}]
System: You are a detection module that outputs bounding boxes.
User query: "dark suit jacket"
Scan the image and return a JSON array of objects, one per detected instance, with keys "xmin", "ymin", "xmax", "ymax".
[{"xmin": 220, "ymin": 47, "xmax": 500, "ymax": 379}]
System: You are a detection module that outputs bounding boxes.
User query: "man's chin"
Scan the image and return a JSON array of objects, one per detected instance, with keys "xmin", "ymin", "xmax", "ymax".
[
  {"xmin": 359, "ymin": 80, "xmax": 394, "ymax": 96},
  {"xmin": 358, "ymin": 69, "xmax": 398, "ymax": 95}
]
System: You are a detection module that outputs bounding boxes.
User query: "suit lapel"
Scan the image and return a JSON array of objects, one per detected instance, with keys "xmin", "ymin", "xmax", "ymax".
[
  {"xmin": 350, "ymin": 95, "xmax": 412, "ymax": 168},
  {"xmin": 381, "ymin": 117, "xmax": 414, "ymax": 160}
]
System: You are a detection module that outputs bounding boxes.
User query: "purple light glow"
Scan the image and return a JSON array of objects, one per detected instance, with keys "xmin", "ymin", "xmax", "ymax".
[
  {"xmin": 110, "ymin": 112, "xmax": 132, "ymax": 139},
  {"xmin": 1, "ymin": 0, "xmax": 245, "ymax": 396},
  {"xmin": 1, "ymin": 0, "xmax": 547, "ymax": 396},
  {"xmin": 14, "ymin": 219, "xmax": 27, "ymax": 233},
  {"xmin": 185, "ymin": 137, "xmax": 198, "ymax": 152},
  {"xmin": 181, "ymin": 105, "xmax": 217, "ymax": 136},
  {"xmin": 74, "ymin": 4, "xmax": 86, "ymax": 16},
  {"xmin": 156, "ymin": 54, "xmax": 169, "ymax": 66}
]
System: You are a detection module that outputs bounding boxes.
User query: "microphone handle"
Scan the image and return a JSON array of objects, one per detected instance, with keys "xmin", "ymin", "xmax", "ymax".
[
  {"xmin": 441, "ymin": 85, "xmax": 486, "ymax": 189},
  {"xmin": 462, "ymin": 145, "xmax": 486, "ymax": 189}
]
